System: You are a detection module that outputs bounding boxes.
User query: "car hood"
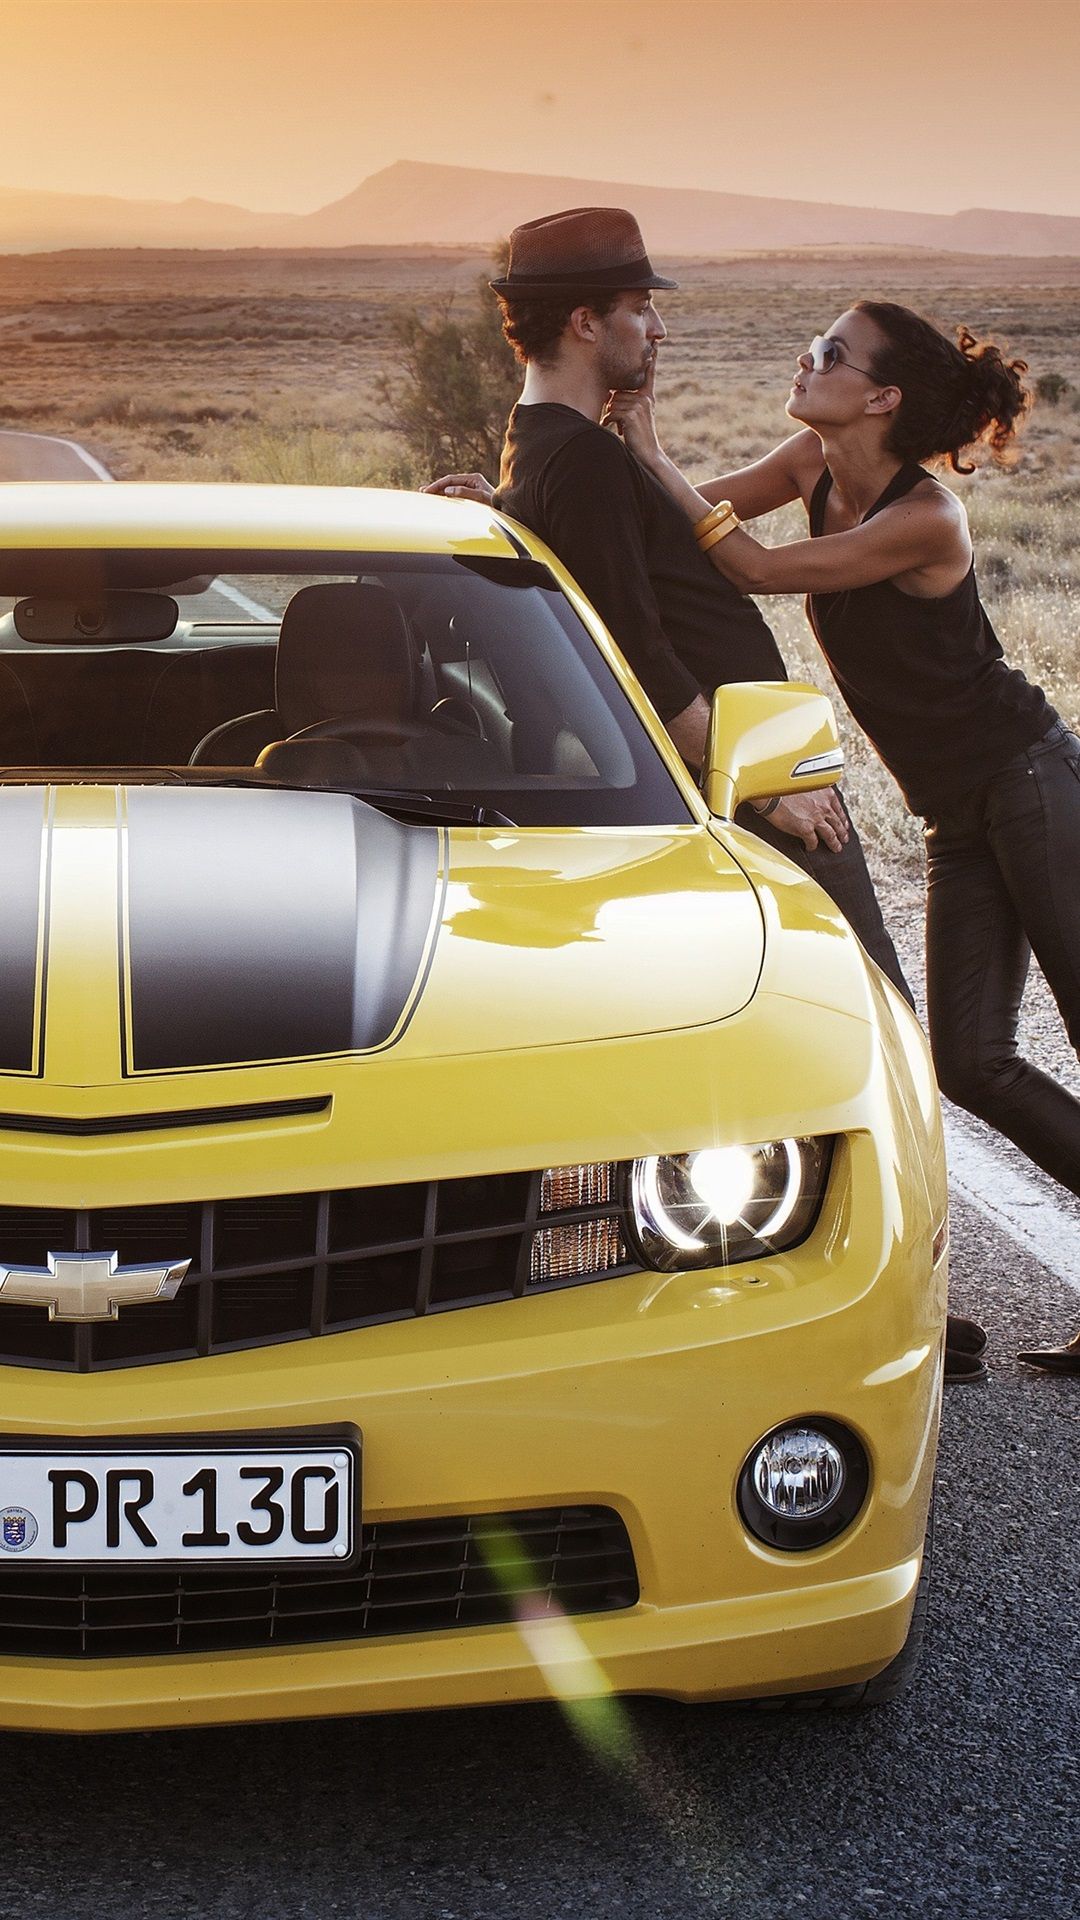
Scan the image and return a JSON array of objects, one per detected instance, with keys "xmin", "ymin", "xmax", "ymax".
[
  {"xmin": 409, "ymin": 817, "xmax": 763, "ymax": 1056},
  {"xmin": 0, "ymin": 786, "xmax": 764, "ymax": 1086}
]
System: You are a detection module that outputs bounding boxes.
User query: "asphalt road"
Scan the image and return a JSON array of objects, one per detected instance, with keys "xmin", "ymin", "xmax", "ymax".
[
  {"xmin": 0, "ymin": 1214, "xmax": 1074, "ymax": 1920},
  {"xmin": 0, "ymin": 430, "xmax": 273, "ymax": 627},
  {"xmin": 0, "ymin": 434, "xmax": 1075, "ymax": 1919},
  {"xmin": 0, "ymin": 427, "xmax": 110, "ymax": 482}
]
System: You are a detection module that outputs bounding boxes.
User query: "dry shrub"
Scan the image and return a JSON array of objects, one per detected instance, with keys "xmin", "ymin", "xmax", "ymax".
[{"xmin": 142, "ymin": 415, "xmax": 424, "ymax": 489}]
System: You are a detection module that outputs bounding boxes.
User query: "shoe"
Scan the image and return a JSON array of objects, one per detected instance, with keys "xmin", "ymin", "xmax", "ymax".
[
  {"xmin": 944, "ymin": 1347, "xmax": 988, "ymax": 1384},
  {"xmin": 1016, "ymin": 1329, "xmax": 1080, "ymax": 1375},
  {"xmin": 946, "ymin": 1312, "xmax": 987, "ymax": 1357}
]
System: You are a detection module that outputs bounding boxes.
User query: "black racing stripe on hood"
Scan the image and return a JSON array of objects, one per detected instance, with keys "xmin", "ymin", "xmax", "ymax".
[
  {"xmin": 123, "ymin": 789, "xmax": 441, "ymax": 1073},
  {"xmin": 0, "ymin": 788, "xmax": 46, "ymax": 1074}
]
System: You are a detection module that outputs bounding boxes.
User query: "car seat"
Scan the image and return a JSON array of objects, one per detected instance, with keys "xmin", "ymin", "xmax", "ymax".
[
  {"xmin": 188, "ymin": 582, "xmax": 414, "ymax": 764},
  {"xmin": 190, "ymin": 580, "xmax": 509, "ymax": 787}
]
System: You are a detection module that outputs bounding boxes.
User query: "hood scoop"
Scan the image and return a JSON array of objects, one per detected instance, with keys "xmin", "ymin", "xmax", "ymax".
[{"xmin": 121, "ymin": 788, "xmax": 443, "ymax": 1073}]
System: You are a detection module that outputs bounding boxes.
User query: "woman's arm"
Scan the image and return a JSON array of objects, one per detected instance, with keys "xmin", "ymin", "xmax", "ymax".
[
  {"xmin": 699, "ymin": 492, "xmax": 967, "ymax": 595},
  {"xmin": 695, "ymin": 433, "xmax": 821, "ymax": 517},
  {"xmin": 601, "ymin": 375, "xmax": 967, "ymax": 594}
]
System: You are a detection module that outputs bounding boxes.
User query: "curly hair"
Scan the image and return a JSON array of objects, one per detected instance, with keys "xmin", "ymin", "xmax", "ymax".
[
  {"xmin": 855, "ymin": 301, "xmax": 1031, "ymax": 474},
  {"xmin": 496, "ymin": 291, "xmax": 621, "ymax": 366}
]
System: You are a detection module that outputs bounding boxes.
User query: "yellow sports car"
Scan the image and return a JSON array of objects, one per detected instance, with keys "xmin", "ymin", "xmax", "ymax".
[{"xmin": 0, "ymin": 483, "xmax": 945, "ymax": 1733}]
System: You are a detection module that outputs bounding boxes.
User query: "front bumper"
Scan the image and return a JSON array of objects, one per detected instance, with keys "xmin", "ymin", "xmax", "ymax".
[
  {"xmin": 0, "ymin": 1137, "xmax": 944, "ymax": 1732},
  {"xmin": 0, "ymin": 1565, "xmax": 923, "ymax": 1735}
]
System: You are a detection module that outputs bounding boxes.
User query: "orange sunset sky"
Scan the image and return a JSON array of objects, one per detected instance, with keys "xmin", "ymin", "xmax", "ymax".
[{"xmin": 5, "ymin": 0, "xmax": 1080, "ymax": 218}]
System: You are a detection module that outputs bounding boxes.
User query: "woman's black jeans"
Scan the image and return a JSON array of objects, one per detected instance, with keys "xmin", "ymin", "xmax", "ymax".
[{"xmin": 924, "ymin": 721, "xmax": 1080, "ymax": 1197}]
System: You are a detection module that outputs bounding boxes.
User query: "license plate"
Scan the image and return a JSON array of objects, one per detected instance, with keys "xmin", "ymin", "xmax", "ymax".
[{"xmin": 0, "ymin": 1430, "xmax": 360, "ymax": 1566}]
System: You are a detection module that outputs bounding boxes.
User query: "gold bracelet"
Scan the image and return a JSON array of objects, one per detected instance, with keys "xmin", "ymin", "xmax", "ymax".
[
  {"xmin": 693, "ymin": 500, "xmax": 735, "ymax": 539},
  {"xmin": 699, "ymin": 513, "xmax": 741, "ymax": 552}
]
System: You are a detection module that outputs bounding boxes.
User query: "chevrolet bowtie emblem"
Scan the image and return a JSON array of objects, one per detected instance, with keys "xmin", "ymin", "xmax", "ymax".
[{"xmin": 0, "ymin": 1251, "xmax": 191, "ymax": 1322}]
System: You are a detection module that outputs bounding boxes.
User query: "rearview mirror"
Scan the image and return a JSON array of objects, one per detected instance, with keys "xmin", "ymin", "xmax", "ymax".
[
  {"xmin": 703, "ymin": 681, "xmax": 843, "ymax": 819},
  {"xmin": 12, "ymin": 590, "xmax": 179, "ymax": 644}
]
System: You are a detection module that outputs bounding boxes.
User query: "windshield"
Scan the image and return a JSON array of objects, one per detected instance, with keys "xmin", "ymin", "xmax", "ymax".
[{"xmin": 0, "ymin": 551, "xmax": 691, "ymax": 828}]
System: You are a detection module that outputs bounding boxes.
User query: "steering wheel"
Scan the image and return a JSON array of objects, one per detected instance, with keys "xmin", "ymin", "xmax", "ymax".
[
  {"xmin": 429, "ymin": 694, "xmax": 486, "ymax": 740},
  {"xmin": 281, "ymin": 715, "xmax": 426, "ymax": 749}
]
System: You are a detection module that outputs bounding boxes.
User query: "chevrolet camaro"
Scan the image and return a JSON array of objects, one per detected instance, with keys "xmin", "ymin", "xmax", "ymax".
[{"xmin": 0, "ymin": 482, "xmax": 946, "ymax": 1733}]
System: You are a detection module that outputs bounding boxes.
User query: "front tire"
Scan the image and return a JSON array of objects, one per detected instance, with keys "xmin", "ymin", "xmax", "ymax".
[
  {"xmin": 748, "ymin": 1500, "xmax": 935, "ymax": 1712},
  {"xmin": 850, "ymin": 1498, "xmax": 935, "ymax": 1707}
]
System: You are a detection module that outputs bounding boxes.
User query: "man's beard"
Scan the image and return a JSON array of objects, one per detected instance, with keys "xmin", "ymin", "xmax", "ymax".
[{"xmin": 598, "ymin": 345, "xmax": 652, "ymax": 392}]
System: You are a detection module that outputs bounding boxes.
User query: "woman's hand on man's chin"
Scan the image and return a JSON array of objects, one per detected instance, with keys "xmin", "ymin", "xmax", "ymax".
[{"xmin": 601, "ymin": 381, "xmax": 664, "ymax": 468}]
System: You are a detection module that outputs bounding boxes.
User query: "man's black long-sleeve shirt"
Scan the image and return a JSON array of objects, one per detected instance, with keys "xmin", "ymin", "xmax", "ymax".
[{"xmin": 495, "ymin": 402, "xmax": 786, "ymax": 720}]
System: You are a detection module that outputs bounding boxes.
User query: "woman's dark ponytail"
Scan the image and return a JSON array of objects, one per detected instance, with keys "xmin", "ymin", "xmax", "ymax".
[{"xmin": 856, "ymin": 300, "xmax": 1030, "ymax": 474}]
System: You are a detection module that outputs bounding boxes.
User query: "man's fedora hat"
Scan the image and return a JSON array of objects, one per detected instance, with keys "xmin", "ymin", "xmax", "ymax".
[{"xmin": 489, "ymin": 206, "xmax": 678, "ymax": 297}]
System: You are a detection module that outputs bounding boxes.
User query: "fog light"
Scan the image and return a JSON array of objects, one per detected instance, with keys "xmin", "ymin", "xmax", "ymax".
[
  {"xmin": 738, "ymin": 1418, "xmax": 869, "ymax": 1551},
  {"xmin": 752, "ymin": 1428, "xmax": 845, "ymax": 1517}
]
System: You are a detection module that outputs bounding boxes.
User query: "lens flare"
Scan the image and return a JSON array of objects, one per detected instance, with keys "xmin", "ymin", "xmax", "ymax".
[
  {"xmin": 476, "ymin": 1521, "xmax": 636, "ymax": 1767},
  {"xmin": 476, "ymin": 1520, "xmax": 734, "ymax": 1908}
]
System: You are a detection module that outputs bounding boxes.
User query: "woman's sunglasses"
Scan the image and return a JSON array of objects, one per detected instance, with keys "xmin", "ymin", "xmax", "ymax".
[{"xmin": 808, "ymin": 335, "xmax": 881, "ymax": 381}]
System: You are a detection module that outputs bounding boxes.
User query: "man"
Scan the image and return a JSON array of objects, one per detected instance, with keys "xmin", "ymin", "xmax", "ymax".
[{"xmin": 425, "ymin": 205, "xmax": 908, "ymax": 999}]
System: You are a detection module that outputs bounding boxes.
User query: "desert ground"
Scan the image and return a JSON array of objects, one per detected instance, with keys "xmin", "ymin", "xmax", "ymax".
[{"xmin": 0, "ymin": 241, "xmax": 1077, "ymax": 860}]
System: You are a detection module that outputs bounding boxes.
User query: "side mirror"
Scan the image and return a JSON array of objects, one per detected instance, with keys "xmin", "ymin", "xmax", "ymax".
[{"xmin": 703, "ymin": 681, "xmax": 843, "ymax": 819}]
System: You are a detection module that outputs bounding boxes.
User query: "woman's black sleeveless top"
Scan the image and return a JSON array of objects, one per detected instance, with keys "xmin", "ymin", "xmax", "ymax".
[{"xmin": 807, "ymin": 461, "xmax": 1054, "ymax": 815}]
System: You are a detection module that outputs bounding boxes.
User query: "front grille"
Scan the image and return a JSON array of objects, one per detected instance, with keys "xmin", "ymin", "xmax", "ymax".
[
  {"xmin": 0, "ymin": 1168, "xmax": 633, "ymax": 1371},
  {"xmin": 0, "ymin": 1505, "xmax": 638, "ymax": 1658}
]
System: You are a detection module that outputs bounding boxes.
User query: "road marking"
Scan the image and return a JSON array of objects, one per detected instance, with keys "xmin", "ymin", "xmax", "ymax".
[
  {"xmin": 207, "ymin": 577, "xmax": 278, "ymax": 622},
  {"xmin": 0, "ymin": 428, "xmax": 114, "ymax": 481},
  {"xmin": 943, "ymin": 1114, "xmax": 1080, "ymax": 1297},
  {"xmin": 50, "ymin": 435, "xmax": 114, "ymax": 481},
  {"xmin": 0, "ymin": 431, "xmax": 279, "ymax": 627}
]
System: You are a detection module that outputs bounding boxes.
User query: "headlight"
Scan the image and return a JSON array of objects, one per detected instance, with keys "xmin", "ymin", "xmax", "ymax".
[{"xmin": 628, "ymin": 1137, "xmax": 833, "ymax": 1270}]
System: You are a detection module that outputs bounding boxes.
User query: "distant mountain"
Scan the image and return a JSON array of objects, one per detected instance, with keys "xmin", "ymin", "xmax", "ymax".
[
  {"xmin": 0, "ymin": 185, "xmax": 284, "ymax": 252},
  {"xmin": 0, "ymin": 161, "xmax": 1077, "ymax": 256},
  {"xmin": 285, "ymin": 161, "xmax": 1080, "ymax": 257}
]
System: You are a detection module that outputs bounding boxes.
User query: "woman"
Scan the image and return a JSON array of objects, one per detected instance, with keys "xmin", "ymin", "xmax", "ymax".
[{"xmin": 603, "ymin": 299, "xmax": 1080, "ymax": 1377}]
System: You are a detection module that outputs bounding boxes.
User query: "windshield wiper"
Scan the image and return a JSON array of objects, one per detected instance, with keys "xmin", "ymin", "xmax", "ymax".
[
  {"xmin": 355, "ymin": 788, "xmax": 517, "ymax": 827},
  {"xmin": 209, "ymin": 773, "xmax": 515, "ymax": 827}
]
